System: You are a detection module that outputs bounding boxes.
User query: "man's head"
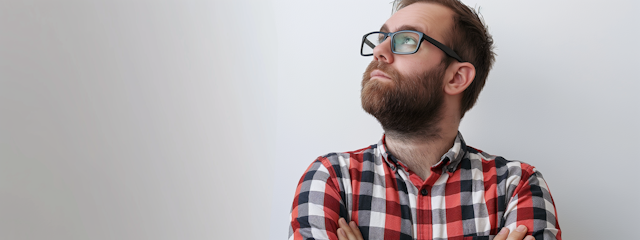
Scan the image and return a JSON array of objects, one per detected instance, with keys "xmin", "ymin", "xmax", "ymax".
[{"xmin": 361, "ymin": 0, "xmax": 495, "ymax": 137}]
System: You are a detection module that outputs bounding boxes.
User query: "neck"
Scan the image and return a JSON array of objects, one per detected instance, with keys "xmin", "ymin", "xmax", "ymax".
[{"xmin": 384, "ymin": 115, "xmax": 460, "ymax": 180}]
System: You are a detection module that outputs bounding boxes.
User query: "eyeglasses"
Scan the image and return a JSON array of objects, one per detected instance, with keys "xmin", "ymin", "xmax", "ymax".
[{"xmin": 360, "ymin": 30, "xmax": 464, "ymax": 62}]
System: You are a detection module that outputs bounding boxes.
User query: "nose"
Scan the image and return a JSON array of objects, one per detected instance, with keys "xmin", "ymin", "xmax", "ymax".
[{"xmin": 372, "ymin": 37, "xmax": 394, "ymax": 64}]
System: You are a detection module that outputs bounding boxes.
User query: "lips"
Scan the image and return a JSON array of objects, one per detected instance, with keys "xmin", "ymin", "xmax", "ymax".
[{"xmin": 370, "ymin": 69, "xmax": 391, "ymax": 80}]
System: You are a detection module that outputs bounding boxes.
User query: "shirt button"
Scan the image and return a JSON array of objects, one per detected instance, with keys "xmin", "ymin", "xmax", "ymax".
[{"xmin": 420, "ymin": 189, "xmax": 428, "ymax": 196}]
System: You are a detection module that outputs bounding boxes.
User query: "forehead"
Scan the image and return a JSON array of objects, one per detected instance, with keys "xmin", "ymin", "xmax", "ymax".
[{"xmin": 381, "ymin": 2, "xmax": 454, "ymax": 41}]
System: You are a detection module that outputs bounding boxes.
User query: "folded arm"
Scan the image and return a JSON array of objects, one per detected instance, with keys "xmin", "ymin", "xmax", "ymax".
[
  {"xmin": 502, "ymin": 164, "xmax": 562, "ymax": 240},
  {"xmin": 289, "ymin": 158, "xmax": 345, "ymax": 240}
]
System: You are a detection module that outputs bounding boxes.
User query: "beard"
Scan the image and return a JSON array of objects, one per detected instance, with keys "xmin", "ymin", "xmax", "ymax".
[{"xmin": 361, "ymin": 60, "xmax": 446, "ymax": 139}]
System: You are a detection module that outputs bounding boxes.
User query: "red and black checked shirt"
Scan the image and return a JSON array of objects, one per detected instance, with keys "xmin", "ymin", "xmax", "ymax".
[{"xmin": 289, "ymin": 132, "xmax": 561, "ymax": 240}]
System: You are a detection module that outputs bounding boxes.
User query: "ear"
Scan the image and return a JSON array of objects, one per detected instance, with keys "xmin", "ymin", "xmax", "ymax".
[{"xmin": 444, "ymin": 62, "xmax": 475, "ymax": 96}]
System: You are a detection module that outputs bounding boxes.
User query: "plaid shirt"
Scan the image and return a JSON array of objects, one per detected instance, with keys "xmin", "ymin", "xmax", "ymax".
[{"xmin": 289, "ymin": 132, "xmax": 561, "ymax": 240}]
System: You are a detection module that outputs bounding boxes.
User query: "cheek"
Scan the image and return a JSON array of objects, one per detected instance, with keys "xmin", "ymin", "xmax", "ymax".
[
  {"xmin": 395, "ymin": 61, "xmax": 429, "ymax": 78},
  {"xmin": 396, "ymin": 54, "xmax": 442, "ymax": 77},
  {"xmin": 397, "ymin": 47, "xmax": 443, "ymax": 72}
]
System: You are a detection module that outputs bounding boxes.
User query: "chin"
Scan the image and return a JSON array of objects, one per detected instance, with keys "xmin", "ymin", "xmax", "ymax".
[{"xmin": 361, "ymin": 80, "xmax": 390, "ymax": 116}]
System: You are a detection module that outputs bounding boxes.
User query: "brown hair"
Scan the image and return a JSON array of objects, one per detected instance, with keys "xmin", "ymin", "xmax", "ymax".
[{"xmin": 395, "ymin": 0, "xmax": 496, "ymax": 117}]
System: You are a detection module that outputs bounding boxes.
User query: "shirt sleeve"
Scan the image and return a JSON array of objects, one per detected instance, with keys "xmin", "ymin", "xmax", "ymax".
[
  {"xmin": 289, "ymin": 157, "xmax": 346, "ymax": 240},
  {"xmin": 503, "ymin": 164, "xmax": 562, "ymax": 240}
]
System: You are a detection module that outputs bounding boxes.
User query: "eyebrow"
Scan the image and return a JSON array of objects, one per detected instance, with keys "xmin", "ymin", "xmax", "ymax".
[{"xmin": 380, "ymin": 24, "xmax": 424, "ymax": 33}]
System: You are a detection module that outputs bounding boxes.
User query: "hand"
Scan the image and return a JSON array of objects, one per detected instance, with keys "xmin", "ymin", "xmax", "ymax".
[
  {"xmin": 494, "ymin": 225, "xmax": 534, "ymax": 240},
  {"xmin": 337, "ymin": 218, "xmax": 363, "ymax": 240},
  {"xmin": 337, "ymin": 217, "xmax": 534, "ymax": 240}
]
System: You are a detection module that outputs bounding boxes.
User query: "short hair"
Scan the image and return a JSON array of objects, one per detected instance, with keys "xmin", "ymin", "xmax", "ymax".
[{"xmin": 395, "ymin": 0, "xmax": 496, "ymax": 117}]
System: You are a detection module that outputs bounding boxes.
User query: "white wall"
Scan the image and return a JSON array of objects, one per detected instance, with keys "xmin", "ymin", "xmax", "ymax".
[
  {"xmin": 0, "ymin": 1, "xmax": 276, "ymax": 239},
  {"xmin": 0, "ymin": 0, "xmax": 637, "ymax": 240}
]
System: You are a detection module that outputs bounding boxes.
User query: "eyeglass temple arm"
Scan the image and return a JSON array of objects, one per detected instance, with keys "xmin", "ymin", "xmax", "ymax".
[
  {"xmin": 422, "ymin": 35, "xmax": 464, "ymax": 62},
  {"xmin": 364, "ymin": 38, "xmax": 376, "ymax": 49}
]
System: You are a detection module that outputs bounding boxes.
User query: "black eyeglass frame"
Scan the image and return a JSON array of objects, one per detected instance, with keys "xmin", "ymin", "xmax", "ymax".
[{"xmin": 360, "ymin": 30, "xmax": 464, "ymax": 62}]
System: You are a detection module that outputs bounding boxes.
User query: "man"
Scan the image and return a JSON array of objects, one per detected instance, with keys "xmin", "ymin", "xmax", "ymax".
[{"xmin": 289, "ymin": 0, "xmax": 561, "ymax": 240}]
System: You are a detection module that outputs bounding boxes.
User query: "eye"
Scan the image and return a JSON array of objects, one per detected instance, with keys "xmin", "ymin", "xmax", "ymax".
[
  {"xmin": 401, "ymin": 36, "xmax": 417, "ymax": 45},
  {"xmin": 393, "ymin": 33, "xmax": 420, "ymax": 52},
  {"xmin": 393, "ymin": 33, "xmax": 419, "ymax": 47}
]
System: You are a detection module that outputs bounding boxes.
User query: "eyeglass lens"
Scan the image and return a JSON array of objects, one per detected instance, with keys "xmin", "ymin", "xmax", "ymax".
[{"xmin": 362, "ymin": 32, "xmax": 421, "ymax": 55}]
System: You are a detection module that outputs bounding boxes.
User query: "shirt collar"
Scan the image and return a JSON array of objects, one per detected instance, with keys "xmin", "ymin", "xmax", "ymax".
[{"xmin": 377, "ymin": 132, "xmax": 467, "ymax": 172}]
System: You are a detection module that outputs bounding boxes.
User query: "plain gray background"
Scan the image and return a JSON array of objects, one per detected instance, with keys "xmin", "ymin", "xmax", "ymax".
[{"xmin": 0, "ymin": 0, "xmax": 638, "ymax": 239}]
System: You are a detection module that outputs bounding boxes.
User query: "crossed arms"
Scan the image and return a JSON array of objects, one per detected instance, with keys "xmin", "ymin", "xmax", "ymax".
[{"xmin": 289, "ymin": 153, "xmax": 561, "ymax": 240}]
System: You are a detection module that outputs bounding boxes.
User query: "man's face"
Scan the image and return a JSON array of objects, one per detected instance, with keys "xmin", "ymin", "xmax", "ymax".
[{"xmin": 361, "ymin": 3, "xmax": 455, "ymax": 136}]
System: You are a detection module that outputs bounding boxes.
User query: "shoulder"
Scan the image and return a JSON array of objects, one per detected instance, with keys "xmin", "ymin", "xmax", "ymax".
[
  {"xmin": 463, "ymin": 145, "xmax": 540, "ymax": 182},
  {"xmin": 316, "ymin": 144, "xmax": 380, "ymax": 172},
  {"xmin": 297, "ymin": 144, "xmax": 379, "ymax": 180},
  {"xmin": 463, "ymin": 146, "xmax": 551, "ymax": 199}
]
